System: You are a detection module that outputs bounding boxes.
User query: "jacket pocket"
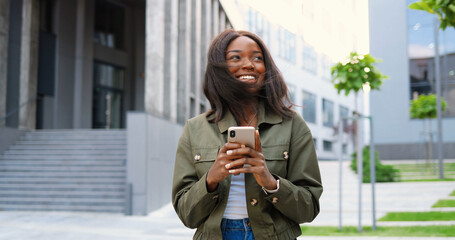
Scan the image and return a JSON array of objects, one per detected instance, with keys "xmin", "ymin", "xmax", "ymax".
[
  {"xmin": 192, "ymin": 147, "xmax": 219, "ymax": 178},
  {"xmin": 262, "ymin": 144, "xmax": 289, "ymax": 178}
]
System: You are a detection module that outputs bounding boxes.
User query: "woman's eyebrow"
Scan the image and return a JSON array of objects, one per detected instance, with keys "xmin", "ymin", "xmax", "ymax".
[
  {"xmin": 226, "ymin": 50, "xmax": 242, "ymax": 53},
  {"xmin": 226, "ymin": 50, "xmax": 262, "ymax": 54}
]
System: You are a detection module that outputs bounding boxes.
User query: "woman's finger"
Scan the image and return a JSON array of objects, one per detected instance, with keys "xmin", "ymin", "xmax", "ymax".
[{"xmin": 255, "ymin": 130, "xmax": 262, "ymax": 153}]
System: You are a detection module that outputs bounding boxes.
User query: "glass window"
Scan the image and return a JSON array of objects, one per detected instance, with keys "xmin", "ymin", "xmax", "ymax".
[
  {"xmin": 302, "ymin": 90, "xmax": 316, "ymax": 123},
  {"xmin": 94, "ymin": 0, "xmax": 125, "ymax": 49},
  {"xmin": 277, "ymin": 27, "xmax": 296, "ymax": 63},
  {"xmin": 321, "ymin": 54, "xmax": 332, "ymax": 80},
  {"xmin": 339, "ymin": 105, "xmax": 350, "ymax": 132},
  {"xmin": 302, "ymin": 41, "xmax": 318, "ymax": 74},
  {"xmin": 407, "ymin": 0, "xmax": 455, "ymax": 117},
  {"xmin": 323, "ymin": 140, "xmax": 333, "ymax": 152},
  {"xmin": 93, "ymin": 62, "xmax": 125, "ymax": 129},
  {"xmin": 322, "ymin": 98, "xmax": 334, "ymax": 127},
  {"xmin": 342, "ymin": 143, "xmax": 348, "ymax": 154}
]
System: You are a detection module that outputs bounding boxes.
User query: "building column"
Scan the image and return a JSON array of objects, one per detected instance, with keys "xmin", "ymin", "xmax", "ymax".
[
  {"xmin": 0, "ymin": 0, "xmax": 10, "ymax": 126},
  {"xmin": 73, "ymin": 0, "xmax": 94, "ymax": 129},
  {"xmin": 145, "ymin": 0, "xmax": 165, "ymax": 117},
  {"xmin": 18, "ymin": 0, "xmax": 39, "ymax": 130}
]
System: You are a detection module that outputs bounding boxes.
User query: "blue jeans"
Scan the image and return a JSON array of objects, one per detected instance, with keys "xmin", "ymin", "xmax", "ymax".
[{"xmin": 221, "ymin": 218, "xmax": 255, "ymax": 240}]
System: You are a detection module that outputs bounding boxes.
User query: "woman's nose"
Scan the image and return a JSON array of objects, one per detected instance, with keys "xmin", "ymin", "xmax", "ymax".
[{"xmin": 241, "ymin": 58, "xmax": 254, "ymax": 70}]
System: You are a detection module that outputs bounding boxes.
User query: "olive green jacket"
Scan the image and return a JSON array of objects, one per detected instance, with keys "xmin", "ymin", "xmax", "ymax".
[{"xmin": 172, "ymin": 103, "xmax": 323, "ymax": 240}]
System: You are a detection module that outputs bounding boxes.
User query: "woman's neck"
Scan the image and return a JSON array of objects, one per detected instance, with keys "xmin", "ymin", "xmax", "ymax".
[{"xmin": 239, "ymin": 101, "xmax": 259, "ymax": 127}]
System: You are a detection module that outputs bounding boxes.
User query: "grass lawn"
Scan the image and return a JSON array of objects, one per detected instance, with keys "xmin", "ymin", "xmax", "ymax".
[
  {"xmin": 300, "ymin": 226, "xmax": 455, "ymax": 237},
  {"xmin": 433, "ymin": 199, "xmax": 455, "ymax": 208},
  {"xmin": 379, "ymin": 211, "xmax": 455, "ymax": 221},
  {"xmin": 386, "ymin": 162, "xmax": 455, "ymax": 181},
  {"xmin": 451, "ymin": 190, "xmax": 455, "ymax": 196}
]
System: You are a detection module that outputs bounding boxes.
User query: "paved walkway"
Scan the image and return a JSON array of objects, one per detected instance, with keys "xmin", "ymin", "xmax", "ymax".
[{"xmin": 0, "ymin": 161, "xmax": 454, "ymax": 240}]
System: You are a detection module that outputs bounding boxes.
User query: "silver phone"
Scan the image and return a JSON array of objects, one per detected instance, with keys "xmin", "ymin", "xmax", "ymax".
[{"xmin": 228, "ymin": 126, "xmax": 255, "ymax": 149}]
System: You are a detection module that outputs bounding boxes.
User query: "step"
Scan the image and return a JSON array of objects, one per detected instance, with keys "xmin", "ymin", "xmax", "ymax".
[
  {"xmin": 21, "ymin": 135, "xmax": 126, "ymax": 141},
  {"xmin": 0, "ymin": 165, "xmax": 125, "ymax": 172},
  {"xmin": 0, "ymin": 189, "xmax": 125, "ymax": 197},
  {"xmin": 0, "ymin": 177, "xmax": 126, "ymax": 184},
  {"xmin": 0, "ymin": 155, "xmax": 126, "ymax": 160},
  {"xmin": 14, "ymin": 140, "xmax": 126, "ymax": 145},
  {"xmin": 27, "ymin": 129, "xmax": 126, "ymax": 135},
  {"xmin": 0, "ymin": 171, "xmax": 125, "ymax": 177},
  {"xmin": 9, "ymin": 145, "xmax": 126, "ymax": 150},
  {"xmin": 0, "ymin": 203, "xmax": 124, "ymax": 212},
  {"xmin": 0, "ymin": 183, "xmax": 125, "ymax": 191},
  {"xmin": 0, "ymin": 196, "xmax": 124, "ymax": 204},
  {"xmin": 0, "ymin": 160, "xmax": 125, "ymax": 166},
  {"xmin": 3, "ymin": 149, "xmax": 126, "ymax": 155}
]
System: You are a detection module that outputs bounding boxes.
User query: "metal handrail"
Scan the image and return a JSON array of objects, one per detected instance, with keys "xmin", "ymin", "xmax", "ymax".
[{"xmin": 0, "ymin": 96, "xmax": 40, "ymax": 124}]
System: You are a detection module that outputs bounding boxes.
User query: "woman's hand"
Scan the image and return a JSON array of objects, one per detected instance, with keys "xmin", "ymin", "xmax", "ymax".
[
  {"xmin": 206, "ymin": 142, "xmax": 244, "ymax": 192},
  {"xmin": 224, "ymin": 130, "xmax": 277, "ymax": 190}
]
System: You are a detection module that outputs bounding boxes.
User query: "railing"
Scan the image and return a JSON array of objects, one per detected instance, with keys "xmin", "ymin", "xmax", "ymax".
[{"xmin": 0, "ymin": 96, "xmax": 40, "ymax": 124}]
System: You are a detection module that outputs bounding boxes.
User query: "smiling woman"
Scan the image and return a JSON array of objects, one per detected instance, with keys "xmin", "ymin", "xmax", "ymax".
[{"xmin": 172, "ymin": 29, "xmax": 323, "ymax": 240}]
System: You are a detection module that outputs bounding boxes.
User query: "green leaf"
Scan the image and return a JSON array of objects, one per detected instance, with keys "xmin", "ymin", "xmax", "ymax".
[{"xmin": 409, "ymin": 1, "xmax": 434, "ymax": 13}]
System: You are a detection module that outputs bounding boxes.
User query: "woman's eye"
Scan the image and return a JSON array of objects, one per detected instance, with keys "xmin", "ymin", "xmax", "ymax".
[
  {"xmin": 227, "ymin": 55, "xmax": 240, "ymax": 60},
  {"xmin": 254, "ymin": 56, "xmax": 263, "ymax": 61}
]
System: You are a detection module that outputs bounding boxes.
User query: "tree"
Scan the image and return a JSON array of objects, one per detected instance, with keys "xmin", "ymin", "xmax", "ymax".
[
  {"xmin": 410, "ymin": 94, "xmax": 447, "ymax": 170},
  {"xmin": 331, "ymin": 51, "xmax": 387, "ymax": 177},
  {"xmin": 410, "ymin": 94, "xmax": 447, "ymax": 119},
  {"xmin": 409, "ymin": 0, "xmax": 455, "ymax": 30},
  {"xmin": 331, "ymin": 52, "xmax": 387, "ymax": 97}
]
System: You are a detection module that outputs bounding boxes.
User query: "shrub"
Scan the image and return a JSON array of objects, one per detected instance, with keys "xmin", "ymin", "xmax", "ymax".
[{"xmin": 351, "ymin": 145, "xmax": 399, "ymax": 183}]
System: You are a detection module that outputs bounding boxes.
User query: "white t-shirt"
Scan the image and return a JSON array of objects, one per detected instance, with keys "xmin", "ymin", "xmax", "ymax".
[{"xmin": 222, "ymin": 173, "xmax": 249, "ymax": 219}]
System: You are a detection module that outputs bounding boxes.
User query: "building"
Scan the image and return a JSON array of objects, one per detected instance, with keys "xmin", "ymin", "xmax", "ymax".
[
  {"xmin": 369, "ymin": 0, "xmax": 455, "ymax": 159},
  {"xmin": 222, "ymin": 0, "xmax": 370, "ymax": 160},
  {"xmin": 0, "ymin": 0, "xmax": 232, "ymax": 215}
]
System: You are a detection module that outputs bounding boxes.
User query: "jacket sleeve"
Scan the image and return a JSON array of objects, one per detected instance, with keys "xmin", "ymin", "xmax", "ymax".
[
  {"xmin": 171, "ymin": 122, "xmax": 224, "ymax": 229},
  {"xmin": 263, "ymin": 117, "xmax": 323, "ymax": 224}
]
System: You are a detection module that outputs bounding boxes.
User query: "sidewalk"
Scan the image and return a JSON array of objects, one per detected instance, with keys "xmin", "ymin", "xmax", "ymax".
[{"xmin": 0, "ymin": 161, "xmax": 454, "ymax": 240}]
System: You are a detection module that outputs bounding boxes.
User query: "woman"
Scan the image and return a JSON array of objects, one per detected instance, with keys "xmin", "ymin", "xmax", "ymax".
[{"xmin": 172, "ymin": 29, "xmax": 322, "ymax": 240}]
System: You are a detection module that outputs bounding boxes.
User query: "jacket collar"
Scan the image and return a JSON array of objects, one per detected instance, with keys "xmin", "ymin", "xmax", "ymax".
[{"xmin": 211, "ymin": 101, "xmax": 283, "ymax": 133}]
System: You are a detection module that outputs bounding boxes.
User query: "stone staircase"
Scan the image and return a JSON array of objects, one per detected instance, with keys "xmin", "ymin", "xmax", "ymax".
[{"xmin": 0, "ymin": 129, "xmax": 128, "ymax": 213}]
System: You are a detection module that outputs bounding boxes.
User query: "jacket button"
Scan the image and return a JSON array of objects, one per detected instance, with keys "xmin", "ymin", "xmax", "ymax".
[
  {"xmin": 283, "ymin": 151, "xmax": 288, "ymax": 160},
  {"xmin": 272, "ymin": 197, "xmax": 279, "ymax": 204},
  {"xmin": 250, "ymin": 198, "xmax": 258, "ymax": 206},
  {"xmin": 194, "ymin": 154, "xmax": 201, "ymax": 161}
]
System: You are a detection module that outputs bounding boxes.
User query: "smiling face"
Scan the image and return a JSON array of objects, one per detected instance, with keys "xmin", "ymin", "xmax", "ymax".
[{"xmin": 225, "ymin": 36, "xmax": 266, "ymax": 93}]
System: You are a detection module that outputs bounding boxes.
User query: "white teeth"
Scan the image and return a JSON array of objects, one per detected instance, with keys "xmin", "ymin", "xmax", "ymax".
[{"xmin": 239, "ymin": 75, "xmax": 255, "ymax": 80}]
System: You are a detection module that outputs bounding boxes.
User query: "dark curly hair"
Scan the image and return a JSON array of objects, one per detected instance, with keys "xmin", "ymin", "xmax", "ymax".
[{"xmin": 203, "ymin": 29, "xmax": 293, "ymax": 124}]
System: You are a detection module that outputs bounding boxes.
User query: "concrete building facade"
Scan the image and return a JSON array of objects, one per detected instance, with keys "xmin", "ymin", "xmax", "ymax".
[
  {"xmin": 369, "ymin": 0, "xmax": 455, "ymax": 159},
  {"xmin": 222, "ymin": 0, "xmax": 370, "ymax": 160},
  {"xmin": 0, "ymin": 0, "xmax": 232, "ymax": 214}
]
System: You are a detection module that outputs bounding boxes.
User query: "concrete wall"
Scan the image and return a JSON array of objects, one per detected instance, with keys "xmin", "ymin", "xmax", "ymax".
[
  {"xmin": 126, "ymin": 112, "xmax": 182, "ymax": 215},
  {"xmin": 0, "ymin": 127, "xmax": 25, "ymax": 153},
  {"xmin": 369, "ymin": 0, "xmax": 455, "ymax": 159},
  {"xmin": 0, "ymin": 0, "xmax": 9, "ymax": 126}
]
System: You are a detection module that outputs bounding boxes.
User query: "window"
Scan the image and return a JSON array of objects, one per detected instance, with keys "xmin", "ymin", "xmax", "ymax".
[
  {"xmin": 287, "ymin": 84, "xmax": 296, "ymax": 105},
  {"xmin": 407, "ymin": 0, "xmax": 455, "ymax": 117},
  {"xmin": 94, "ymin": 0, "xmax": 126, "ymax": 49},
  {"xmin": 247, "ymin": 8, "xmax": 270, "ymax": 46},
  {"xmin": 321, "ymin": 54, "xmax": 332, "ymax": 80},
  {"xmin": 322, "ymin": 98, "xmax": 334, "ymax": 127},
  {"xmin": 302, "ymin": 90, "xmax": 316, "ymax": 123},
  {"xmin": 302, "ymin": 41, "xmax": 318, "ymax": 74},
  {"xmin": 342, "ymin": 143, "xmax": 348, "ymax": 154},
  {"xmin": 339, "ymin": 105, "xmax": 350, "ymax": 132},
  {"xmin": 323, "ymin": 140, "xmax": 333, "ymax": 152},
  {"xmin": 277, "ymin": 27, "xmax": 296, "ymax": 63},
  {"xmin": 92, "ymin": 62, "xmax": 125, "ymax": 129}
]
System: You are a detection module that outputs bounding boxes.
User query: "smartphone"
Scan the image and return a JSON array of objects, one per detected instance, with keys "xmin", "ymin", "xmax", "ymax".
[{"xmin": 228, "ymin": 126, "xmax": 255, "ymax": 149}]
